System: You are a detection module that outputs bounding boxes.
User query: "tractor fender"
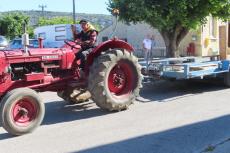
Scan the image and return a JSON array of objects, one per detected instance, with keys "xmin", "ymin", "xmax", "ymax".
[{"xmin": 87, "ymin": 39, "xmax": 134, "ymax": 67}]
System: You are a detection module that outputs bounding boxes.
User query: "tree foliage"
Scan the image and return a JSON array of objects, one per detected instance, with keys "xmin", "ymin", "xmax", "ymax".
[
  {"xmin": 38, "ymin": 17, "xmax": 74, "ymax": 26},
  {"xmin": 0, "ymin": 12, "xmax": 33, "ymax": 39},
  {"xmin": 38, "ymin": 16, "xmax": 102, "ymax": 31},
  {"xmin": 108, "ymin": 0, "xmax": 230, "ymax": 57}
]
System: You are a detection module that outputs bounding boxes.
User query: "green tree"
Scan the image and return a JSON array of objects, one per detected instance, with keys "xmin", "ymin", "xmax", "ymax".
[
  {"xmin": 108, "ymin": 0, "xmax": 230, "ymax": 57},
  {"xmin": 38, "ymin": 17, "xmax": 74, "ymax": 26},
  {"xmin": 38, "ymin": 17, "xmax": 102, "ymax": 31},
  {"xmin": 0, "ymin": 13, "xmax": 33, "ymax": 39}
]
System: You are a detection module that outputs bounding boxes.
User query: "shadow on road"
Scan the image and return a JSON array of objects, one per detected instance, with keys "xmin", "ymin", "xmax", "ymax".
[
  {"xmin": 0, "ymin": 133, "xmax": 14, "ymax": 140},
  {"xmin": 0, "ymin": 79, "xmax": 228, "ymax": 141},
  {"xmin": 0, "ymin": 101, "xmax": 109, "ymax": 140},
  {"xmin": 42, "ymin": 100, "xmax": 109, "ymax": 126},
  {"xmin": 138, "ymin": 78, "xmax": 227, "ymax": 103},
  {"xmin": 43, "ymin": 79, "xmax": 222, "ymax": 126},
  {"xmin": 73, "ymin": 115, "xmax": 230, "ymax": 153}
]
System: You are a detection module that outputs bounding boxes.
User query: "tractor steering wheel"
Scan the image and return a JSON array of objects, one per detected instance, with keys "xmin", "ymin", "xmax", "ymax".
[{"xmin": 64, "ymin": 40, "xmax": 82, "ymax": 49}]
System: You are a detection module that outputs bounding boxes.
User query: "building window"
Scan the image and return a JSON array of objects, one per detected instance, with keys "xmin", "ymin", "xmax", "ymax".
[
  {"xmin": 55, "ymin": 35, "xmax": 66, "ymax": 41},
  {"xmin": 55, "ymin": 26, "xmax": 66, "ymax": 32},
  {"xmin": 38, "ymin": 33, "xmax": 46, "ymax": 40},
  {"xmin": 102, "ymin": 36, "xmax": 108, "ymax": 42}
]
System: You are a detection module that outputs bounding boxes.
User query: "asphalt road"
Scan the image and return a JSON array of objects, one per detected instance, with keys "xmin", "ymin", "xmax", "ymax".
[{"xmin": 0, "ymin": 79, "xmax": 230, "ymax": 153}]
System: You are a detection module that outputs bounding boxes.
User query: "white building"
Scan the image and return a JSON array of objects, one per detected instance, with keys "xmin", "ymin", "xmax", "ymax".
[
  {"xmin": 34, "ymin": 24, "xmax": 81, "ymax": 48},
  {"xmin": 97, "ymin": 21, "xmax": 166, "ymax": 57}
]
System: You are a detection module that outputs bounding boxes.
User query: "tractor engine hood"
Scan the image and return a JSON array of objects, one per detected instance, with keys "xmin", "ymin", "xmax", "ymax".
[
  {"xmin": 0, "ymin": 51, "xmax": 5, "ymax": 58},
  {"xmin": 0, "ymin": 48, "xmax": 75, "ymax": 70},
  {"xmin": 2, "ymin": 48, "xmax": 65, "ymax": 57},
  {"xmin": 0, "ymin": 51, "xmax": 7, "ymax": 75}
]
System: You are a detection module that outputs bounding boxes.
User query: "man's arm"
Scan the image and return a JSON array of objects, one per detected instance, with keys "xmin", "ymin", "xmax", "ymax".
[
  {"xmin": 71, "ymin": 25, "xmax": 83, "ymax": 41},
  {"xmin": 71, "ymin": 25, "xmax": 77, "ymax": 40}
]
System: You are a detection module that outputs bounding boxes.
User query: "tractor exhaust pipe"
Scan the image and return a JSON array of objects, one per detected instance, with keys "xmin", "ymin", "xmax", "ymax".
[
  {"xmin": 22, "ymin": 22, "xmax": 29, "ymax": 54},
  {"xmin": 38, "ymin": 37, "xmax": 44, "ymax": 48}
]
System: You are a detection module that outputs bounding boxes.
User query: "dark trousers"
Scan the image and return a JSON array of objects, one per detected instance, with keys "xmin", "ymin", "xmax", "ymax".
[{"xmin": 76, "ymin": 48, "xmax": 92, "ymax": 70}]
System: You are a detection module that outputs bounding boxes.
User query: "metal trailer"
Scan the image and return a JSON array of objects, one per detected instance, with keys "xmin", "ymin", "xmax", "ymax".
[{"xmin": 141, "ymin": 56, "xmax": 230, "ymax": 86}]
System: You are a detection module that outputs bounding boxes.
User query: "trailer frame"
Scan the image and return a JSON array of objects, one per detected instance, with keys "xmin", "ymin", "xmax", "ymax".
[{"xmin": 141, "ymin": 56, "xmax": 230, "ymax": 81}]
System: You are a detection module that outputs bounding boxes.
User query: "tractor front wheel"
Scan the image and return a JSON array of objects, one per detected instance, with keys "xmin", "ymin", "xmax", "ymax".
[
  {"xmin": 0, "ymin": 88, "xmax": 45, "ymax": 135},
  {"xmin": 88, "ymin": 49, "xmax": 142, "ymax": 111}
]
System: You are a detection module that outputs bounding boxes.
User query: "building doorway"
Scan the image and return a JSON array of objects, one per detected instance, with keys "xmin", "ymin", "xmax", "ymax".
[{"xmin": 219, "ymin": 25, "xmax": 227, "ymax": 59}]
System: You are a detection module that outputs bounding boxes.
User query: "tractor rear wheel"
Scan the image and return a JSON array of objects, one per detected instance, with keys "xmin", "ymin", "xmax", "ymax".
[
  {"xmin": 0, "ymin": 88, "xmax": 45, "ymax": 135},
  {"xmin": 88, "ymin": 49, "xmax": 142, "ymax": 111}
]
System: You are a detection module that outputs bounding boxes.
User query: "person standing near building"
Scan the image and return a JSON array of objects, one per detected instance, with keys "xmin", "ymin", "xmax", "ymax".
[
  {"xmin": 142, "ymin": 34, "xmax": 152, "ymax": 68},
  {"xmin": 150, "ymin": 34, "xmax": 156, "ymax": 58}
]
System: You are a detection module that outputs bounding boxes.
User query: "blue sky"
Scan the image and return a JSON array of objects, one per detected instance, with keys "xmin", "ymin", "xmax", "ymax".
[{"xmin": 0, "ymin": 0, "xmax": 110, "ymax": 14}]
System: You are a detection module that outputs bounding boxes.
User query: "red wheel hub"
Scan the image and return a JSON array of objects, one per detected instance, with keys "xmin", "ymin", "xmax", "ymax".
[
  {"xmin": 12, "ymin": 98, "xmax": 37, "ymax": 126},
  {"xmin": 108, "ymin": 61, "xmax": 135, "ymax": 96}
]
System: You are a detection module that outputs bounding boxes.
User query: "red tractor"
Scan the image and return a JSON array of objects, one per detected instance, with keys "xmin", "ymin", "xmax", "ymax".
[{"xmin": 0, "ymin": 38, "xmax": 142, "ymax": 135}]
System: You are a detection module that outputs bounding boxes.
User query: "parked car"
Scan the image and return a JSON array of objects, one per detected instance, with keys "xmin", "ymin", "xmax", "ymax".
[
  {"xmin": 7, "ymin": 38, "xmax": 39, "ymax": 49},
  {"xmin": 0, "ymin": 36, "xmax": 8, "ymax": 50}
]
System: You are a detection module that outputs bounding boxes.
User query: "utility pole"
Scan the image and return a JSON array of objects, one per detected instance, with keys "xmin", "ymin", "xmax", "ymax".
[
  {"xmin": 39, "ymin": 4, "xmax": 47, "ymax": 18},
  {"xmin": 73, "ymin": 0, "xmax": 76, "ymax": 24}
]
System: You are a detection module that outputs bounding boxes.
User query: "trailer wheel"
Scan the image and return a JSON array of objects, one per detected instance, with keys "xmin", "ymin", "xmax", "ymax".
[
  {"xmin": 88, "ymin": 49, "xmax": 142, "ymax": 111},
  {"xmin": 224, "ymin": 71, "xmax": 230, "ymax": 87},
  {"xmin": 0, "ymin": 88, "xmax": 45, "ymax": 136}
]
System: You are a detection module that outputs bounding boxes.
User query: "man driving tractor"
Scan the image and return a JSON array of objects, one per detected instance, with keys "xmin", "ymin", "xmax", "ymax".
[{"xmin": 71, "ymin": 19, "xmax": 98, "ymax": 70}]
